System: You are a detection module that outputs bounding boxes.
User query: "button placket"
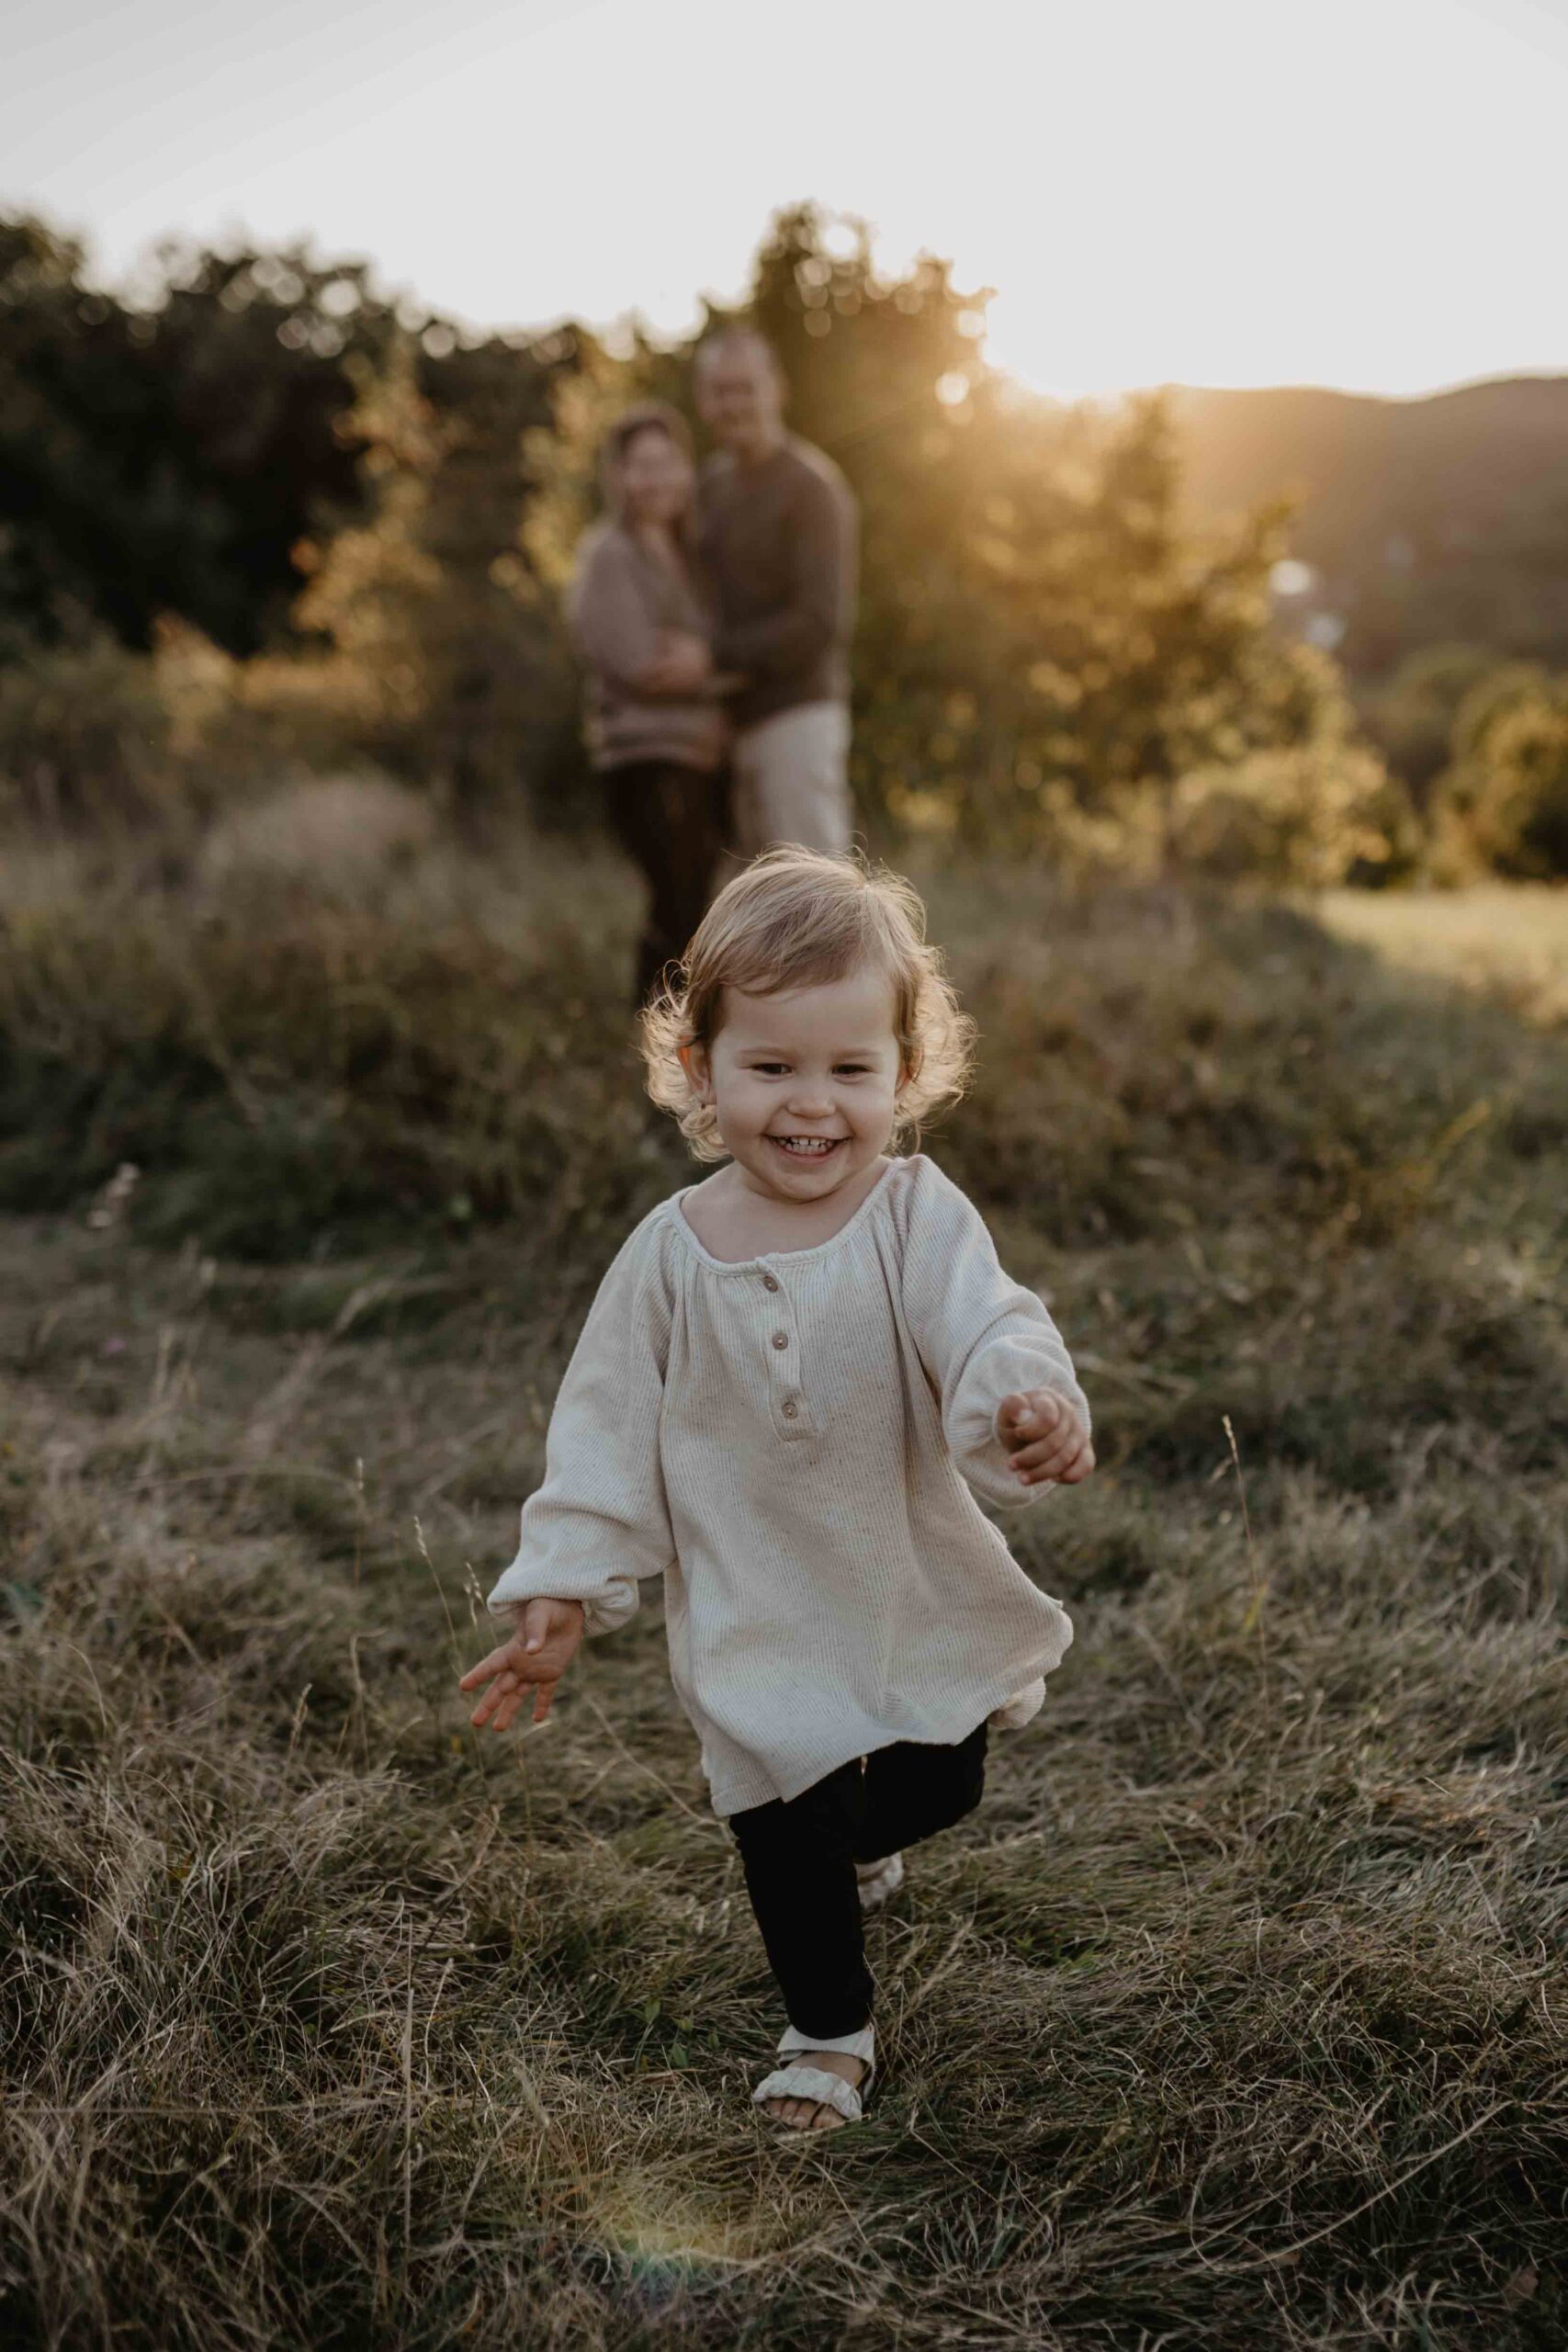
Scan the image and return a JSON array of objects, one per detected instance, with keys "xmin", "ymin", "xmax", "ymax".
[{"xmin": 760, "ymin": 1266, "xmax": 809, "ymax": 1438}]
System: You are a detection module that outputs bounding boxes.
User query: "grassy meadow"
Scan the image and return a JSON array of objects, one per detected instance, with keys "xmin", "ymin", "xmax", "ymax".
[{"xmin": 1, "ymin": 798, "xmax": 1565, "ymax": 2349}]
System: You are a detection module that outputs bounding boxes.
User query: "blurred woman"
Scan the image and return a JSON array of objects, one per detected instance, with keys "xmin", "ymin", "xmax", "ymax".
[{"xmin": 569, "ymin": 403, "xmax": 729, "ymax": 1004}]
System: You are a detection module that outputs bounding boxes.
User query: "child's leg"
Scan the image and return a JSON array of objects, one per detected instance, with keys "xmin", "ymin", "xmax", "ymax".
[
  {"xmin": 728, "ymin": 1757, "xmax": 873, "ymax": 2042},
  {"xmin": 854, "ymin": 1718, "xmax": 989, "ymax": 1863}
]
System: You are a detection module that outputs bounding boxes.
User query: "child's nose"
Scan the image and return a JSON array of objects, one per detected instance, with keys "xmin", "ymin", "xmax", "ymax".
[{"xmin": 784, "ymin": 1084, "xmax": 835, "ymax": 1116}]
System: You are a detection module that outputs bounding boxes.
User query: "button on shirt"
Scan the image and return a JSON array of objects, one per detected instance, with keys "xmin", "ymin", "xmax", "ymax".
[{"xmin": 487, "ymin": 1152, "xmax": 1088, "ymax": 1818}]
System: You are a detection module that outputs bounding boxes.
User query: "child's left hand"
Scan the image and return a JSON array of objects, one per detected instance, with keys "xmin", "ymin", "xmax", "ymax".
[
  {"xmin": 459, "ymin": 1598, "xmax": 586, "ymax": 1732},
  {"xmin": 998, "ymin": 1389, "xmax": 1095, "ymax": 1487}
]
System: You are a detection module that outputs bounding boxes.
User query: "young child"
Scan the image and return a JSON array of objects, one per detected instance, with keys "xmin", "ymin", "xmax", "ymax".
[{"xmin": 460, "ymin": 848, "xmax": 1093, "ymax": 2136}]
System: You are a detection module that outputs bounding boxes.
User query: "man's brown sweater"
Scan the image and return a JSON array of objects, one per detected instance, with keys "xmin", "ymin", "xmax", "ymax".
[{"xmin": 696, "ymin": 435, "xmax": 858, "ymax": 730}]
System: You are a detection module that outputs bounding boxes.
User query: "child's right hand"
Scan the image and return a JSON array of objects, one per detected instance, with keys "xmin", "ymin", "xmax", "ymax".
[{"xmin": 459, "ymin": 1597, "xmax": 585, "ymax": 1733}]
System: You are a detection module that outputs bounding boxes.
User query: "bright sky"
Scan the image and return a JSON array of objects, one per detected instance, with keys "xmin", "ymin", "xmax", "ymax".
[{"xmin": 6, "ymin": 0, "xmax": 1568, "ymax": 398}]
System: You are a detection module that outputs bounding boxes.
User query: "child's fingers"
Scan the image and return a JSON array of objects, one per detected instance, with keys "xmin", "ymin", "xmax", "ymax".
[
  {"xmin": 1009, "ymin": 1423, "xmax": 1082, "ymax": 1476},
  {"xmin": 519, "ymin": 1597, "xmax": 588, "ymax": 1657},
  {"xmin": 1015, "ymin": 1434, "xmax": 1096, "ymax": 1486},
  {"xmin": 484, "ymin": 1676, "xmax": 534, "ymax": 1734},
  {"xmin": 997, "ymin": 1392, "xmax": 1031, "ymax": 1434},
  {"xmin": 998, "ymin": 1391, "xmax": 1066, "ymax": 1449},
  {"xmin": 458, "ymin": 1642, "xmax": 517, "ymax": 1691},
  {"xmin": 468, "ymin": 1671, "xmax": 515, "ymax": 1727},
  {"xmin": 468, "ymin": 1669, "xmax": 511, "ymax": 1715},
  {"xmin": 1054, "ymin": 1440, "xmax": 1096, "ymax": 1484},
  {"xmin": 490, "ymin": 1686, "xmax": 528, "ymax": 1734},
  {"xmin": 518, "ymin": 1596, "xmax": 563, "ymax": 1653},
  {"xmin": 478, "ymin": 1675, "xmax": 558, "ymax": 1736}
]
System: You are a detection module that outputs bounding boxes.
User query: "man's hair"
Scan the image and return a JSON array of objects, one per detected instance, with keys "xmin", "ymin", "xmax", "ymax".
[
  {"xmin": 639, "ymin": 846, "xmax": 976, "ymax": 1163},
  {"xmin": 694, "ymin": 324, "xmax": 785, "ymax": 389}
]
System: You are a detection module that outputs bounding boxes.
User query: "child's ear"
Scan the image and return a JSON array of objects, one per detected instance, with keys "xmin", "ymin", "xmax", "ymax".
[
  {"xmin": 677, "ymin": 1039, "xmax": 713, "ymax": 1102},
  {"xmin": 897, "ymin": 1046, "xmax": 923, "ymax": 1095}
]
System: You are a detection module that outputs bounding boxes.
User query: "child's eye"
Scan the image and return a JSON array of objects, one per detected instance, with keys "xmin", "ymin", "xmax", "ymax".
[
  {"xmin": 835, "ymin": 1062, "xmax": 873, "ymax": 1076},
  {"xmin": 751, "ymin": 1062, "xmax": 789, "ymax": 1076}
]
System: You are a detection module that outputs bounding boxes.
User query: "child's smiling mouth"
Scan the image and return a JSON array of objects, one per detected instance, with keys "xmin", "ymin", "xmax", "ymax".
[{"xmin": 769, "ymin": 1136, "xmax": 845, "ymax": 1159}]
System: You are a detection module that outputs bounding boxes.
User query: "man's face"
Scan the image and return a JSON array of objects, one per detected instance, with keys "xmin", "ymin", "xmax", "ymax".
[{"xmin": 695, "ymin": 343, "xmax": 784, "ymax": 460}]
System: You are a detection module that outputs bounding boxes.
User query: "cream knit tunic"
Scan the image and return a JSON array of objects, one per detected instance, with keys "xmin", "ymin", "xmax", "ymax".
[{"xmin": 486, "ymin": 1153, "xmax": 1087, "ymax": 1818}]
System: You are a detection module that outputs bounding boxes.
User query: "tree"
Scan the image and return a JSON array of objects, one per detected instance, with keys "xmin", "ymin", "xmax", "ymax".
[
  {"xmin": 4, "ymin": 198, "xmax": 1387, "ymax": 872},
  {"xmin": 0, "ymin": 213, "xmax": 166, "ymax": 653},
  {"xmin": 293, "ymin": 326, "xmax": 582, "ymax": 817},
  {"xmin": 0, "ymin": 212, "xmax": 394, "ymax": 658},
  {"xmin": 704, "ymin": 204, "xmax": 1348, "ymax": 851}
]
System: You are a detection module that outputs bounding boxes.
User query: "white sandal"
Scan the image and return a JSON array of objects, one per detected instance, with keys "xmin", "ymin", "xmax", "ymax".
[
  {"xmin": 751, "ymin": 2020, "xmax": 875, "ymax": 2130},
  {"xmin": 854, "ymin": 1851, "xmax": 905, "ymax": 1911}
]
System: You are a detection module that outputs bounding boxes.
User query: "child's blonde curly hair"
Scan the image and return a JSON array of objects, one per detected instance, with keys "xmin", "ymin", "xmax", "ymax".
[{"xmin": 640, "ymin": 846, "xmax": 976, "ymax": 1162}]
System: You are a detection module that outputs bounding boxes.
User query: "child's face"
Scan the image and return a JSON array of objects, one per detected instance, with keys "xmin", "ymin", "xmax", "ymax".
[{"xmin": 683, "ymin": 966, "xmax": 905, "ymax": 1204}]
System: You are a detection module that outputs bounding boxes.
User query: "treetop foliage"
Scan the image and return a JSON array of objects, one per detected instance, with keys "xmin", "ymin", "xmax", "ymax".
[{"xmin": 5, "ymin": 199, "xmax": 1561, "ymax": 874}]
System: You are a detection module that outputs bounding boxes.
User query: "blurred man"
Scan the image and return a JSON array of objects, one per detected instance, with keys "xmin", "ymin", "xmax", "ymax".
[{"xmin": 685, "ymin": 328, "xmax": 859, "ymax": 857}]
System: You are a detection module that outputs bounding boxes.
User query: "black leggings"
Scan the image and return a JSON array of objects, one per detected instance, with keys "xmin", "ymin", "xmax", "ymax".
[
  {"xmin": 727, "ymin": 1720, "xmax": 989, "ymax": 2041},
  {"xmin": 602, "ymin": 761, "xmax": 728, "ymax": 1005}
]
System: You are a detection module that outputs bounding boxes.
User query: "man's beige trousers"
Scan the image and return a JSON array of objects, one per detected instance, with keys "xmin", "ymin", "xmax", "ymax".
[{"xmin": 730, "ymin": 701, "xmax": 853, "ymax": 860}]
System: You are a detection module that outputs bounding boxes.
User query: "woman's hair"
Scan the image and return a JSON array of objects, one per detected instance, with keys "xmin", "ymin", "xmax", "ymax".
[
  {"xmin": 598, "ymin": 401, "xmax": 694, "ymax": 520},
  {"xmin": 640, "ymin": 847, "xmax": 977, "ymax": 1162}
]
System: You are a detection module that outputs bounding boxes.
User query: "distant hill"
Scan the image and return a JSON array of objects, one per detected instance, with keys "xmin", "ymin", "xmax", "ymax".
[{"xmin": 1168, "ymin": 376, "xmax": 1568, "ymax": 679}]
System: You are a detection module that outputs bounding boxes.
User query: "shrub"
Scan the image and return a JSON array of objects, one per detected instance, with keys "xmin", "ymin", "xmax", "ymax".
[
  {"xmin": 152, "ymin": 617, "xmax": 393, "ymax": 810},
  {"xmin": 0, "ymin": 625, "xmax": 390, "ymax": 839},
  {"xmin": 1434, "ymin": 666, "xmax": 1568, "ymax": 879},
  {"xmin": 0, "ymin": 829, "xmax": 675, "ymax": 1258},
  {"xmin": 1359, "ymin": 643, "xmax": 1502, "ymax": 802},
  {"xmin": 1166, "ymin": 742, "xmax": 1418, "ymax": 888},
  {"xmin": 0, "ymin": 637, "xmax": 174, "ymax": 827}
]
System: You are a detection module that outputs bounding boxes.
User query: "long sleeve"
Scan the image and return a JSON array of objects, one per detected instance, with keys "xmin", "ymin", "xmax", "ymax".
[
  {"xmin": 486, "ymin": 1216, "xmax": 676, "ymax": 1637},
  {"xmin": 712, "ymin": 467, "xmax": 854, "ymax": 681},
  {"xmin": 899, "ymin": 1161, "xmax": 1090, "ymax": 1512},
  {"xmin": 568, "ymin": 530, "xmax": 661, "ymax": 695}
]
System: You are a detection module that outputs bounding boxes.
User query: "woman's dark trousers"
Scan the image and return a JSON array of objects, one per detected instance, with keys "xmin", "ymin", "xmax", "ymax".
[
  {"xmin": 727, "ymin": 1720, "xmax": 989, "ymax": 2041},
  {"xmin": 603, "ymin": 760, "xmax": 728, "ymax": 1004}
]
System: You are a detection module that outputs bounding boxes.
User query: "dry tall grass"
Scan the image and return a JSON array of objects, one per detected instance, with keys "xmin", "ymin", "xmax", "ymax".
[{"xmin": 2, "ymin": 821, "xmax": 1564, "ymax": 2348}]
